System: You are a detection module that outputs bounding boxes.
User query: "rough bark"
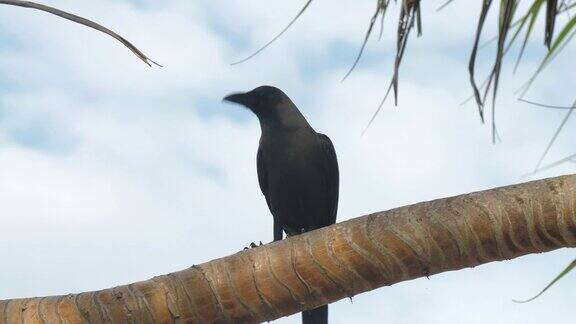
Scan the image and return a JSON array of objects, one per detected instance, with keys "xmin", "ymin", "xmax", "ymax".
[{"xmin": 1, "ymin": 174, "xmax": 575, "ymax": 324}]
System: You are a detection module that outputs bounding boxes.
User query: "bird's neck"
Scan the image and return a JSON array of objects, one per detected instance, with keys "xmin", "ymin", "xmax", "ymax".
[{"xmin": 258, "ymin": 103, "xmax": 312, "ymax": 136}]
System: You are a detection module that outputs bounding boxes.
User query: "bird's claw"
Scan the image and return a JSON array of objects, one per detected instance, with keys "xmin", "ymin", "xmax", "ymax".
[{"xmin": 243, "ymin": 241, "xmax": 264, "ymax": 250}]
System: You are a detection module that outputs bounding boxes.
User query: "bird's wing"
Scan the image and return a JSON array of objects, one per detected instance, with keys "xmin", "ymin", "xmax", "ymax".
[
  {"xmin": 317, "ymin": 133, "xmax": 339, "ymax": 225},
  {"xmin": 258, "ymin": 146, "xmax": 284, "ymax": 240},
  {"xmin": 257, "ymin": 146, "xmax": 272, "ymax": 210}
]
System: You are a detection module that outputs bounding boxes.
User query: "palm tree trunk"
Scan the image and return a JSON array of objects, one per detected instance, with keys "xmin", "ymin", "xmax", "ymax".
[{"xmin": 1, "ymin": 174, "xmax": 575, "ymax": 324}]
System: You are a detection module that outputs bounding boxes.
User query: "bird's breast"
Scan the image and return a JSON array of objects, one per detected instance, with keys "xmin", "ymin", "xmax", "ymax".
[{"xmin": 262, "ymin": 135, "xmax": 324, "ymax": 192}]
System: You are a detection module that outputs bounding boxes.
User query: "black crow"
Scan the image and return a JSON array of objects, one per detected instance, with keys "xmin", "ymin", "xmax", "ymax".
[{"xmin": 224, "ymin": 86, "xmax": 339, "ymax": 324}]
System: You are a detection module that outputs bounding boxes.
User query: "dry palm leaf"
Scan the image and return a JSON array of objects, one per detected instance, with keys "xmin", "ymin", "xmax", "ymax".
[
  {"xmin": 230, "ymin": 0, "xmax": 574, "ymax": 139},
  {"xmin": 468, "ymin": 0, "xmax": 516, "ymax": 141},
  {"xmin": 362, "ymin": 0, "xmax": 421, "ymax": 135},
  {"xmin": 546, "ymin": 0, "xmax": 559, "ymax": 48},
  {"xmin": 342, "ymin": 0, "xmax": 392, "ymax": 81},
  {"xmin": 0, "ymin": 0, "xmax": 159, "ymax": 66},
  {"xmin": 231, "ymin": 0, "xmax": 313, "ymax": 65}
]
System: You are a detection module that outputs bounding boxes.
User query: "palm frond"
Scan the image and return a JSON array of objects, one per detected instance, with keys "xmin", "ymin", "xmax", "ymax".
[
  {"xmin": 231, "ymin": 0, "xmax": 576, "ymax": 137},
  {"xmin": 362, "ymin": 0, "xmax": 421, "ymax": 135},
  {"xmin": 546, "ymin": 0, "xmax": 559, "ymax": 48},
  {"xmin": 519, "ymin": 14, "xmax": 576, "ymax": 97},
  {"xmin": 342, "ymin": 0, "xmax": 391, "ymax": 81},
  {"xmin": 519, "ymin": 98, "xmax": 575, "ymax": 109},
  {"xmin": 468, "ymin": 0, "xmax": 494, "ymax": 123},
  {"xmin": 391, "ymin": 0, "xmax": 421, "ymax": 106},
  {"xmin": 467, "ymin": 0, "xmax": 517, "ymax": 142},
  {"xmin": 0, "ymin": 0, "xmax": 159, "ymax": 66},
  {"xmin": 231, "ymin": 0, "xmax": 313, "ymax": 65},
  {"xmin": 532, "ymin": 98, "xmax": 576, "ymax": 171},
  {"xmin": 513, "ymin": 258, "xmax": 576, "ymax": 303},
  {"xmin": 465, "ymin": 0, "xmax": 576, "ymax": 144},
  {"xmin": 523, "ymin": 153, "xmax": 576, "ymax": 177},
  {"xmin": 513, "ymin": 0, "xmax": 545, "ymax": 72},
  {"xmin": 486, "ymin": 0, "xmax": 517, "ymax": 142},
  {"xmin": 436, "ymin": 0, "xmax": 455, "ymax": 11}
]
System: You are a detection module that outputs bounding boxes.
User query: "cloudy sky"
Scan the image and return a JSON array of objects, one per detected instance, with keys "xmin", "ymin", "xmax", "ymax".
[{"xmin": 0, "ymin": 1, "xmax": 574, "ymax": 323}]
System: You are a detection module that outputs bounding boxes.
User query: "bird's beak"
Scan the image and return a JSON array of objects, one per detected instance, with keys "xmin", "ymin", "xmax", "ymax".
[{"xmin": 223, "ymin": 92, "xmax": 253, "ymax": 108}]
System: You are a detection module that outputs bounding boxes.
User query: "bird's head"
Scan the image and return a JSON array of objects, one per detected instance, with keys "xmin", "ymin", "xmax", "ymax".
[{"xmin": 223, "ymin": 86, "xmax": 287, "ymax": 118}]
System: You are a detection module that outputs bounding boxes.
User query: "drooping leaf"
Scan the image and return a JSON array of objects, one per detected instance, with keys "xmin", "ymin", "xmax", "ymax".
[
  {"xmin": 0, "ymin": 0, "xmax": 159, "ymax": 66},
  {"xmin": 533, "ymin": 98, "xmax": 576, "ymax": 171},
  {"xmin": 545, "ymin": 0, "xmax": 558, "ymax": 49},
  {"xmin": 467, "ymin": 0, "xmax": 516, "ymax": 141},
  {"xmin": 485, "ymin": 0, "xmax": 516, "ymax": 142},
  {"xmin": 391, "ymin": 0, "xmax": 421, "ymax": 105},
  {"xmin": 231, "ymin": 0, "xmax": 313, "ymax": 65},
  {"xmin": 227, "ymin": 0, "xmax": 575, "ymax": 137},
  {"xmin": 468, "ymin": 0, "xmax": 494, "ymax": 122},
  {"xmin": 524, "ymin": 153, "xmax": 576, "ymax": 176},
  {"xmin": 513, "ymin": 258, "xmax": 576, "ymax": 303},
  {"xmin": 519, "ymin": 14, "xmax": 576, "ymax": 97},
  {"xmin": 436, "ymin": 0, "xmax": 455, "ymax": 11},
  {"xmin": 378, "ymin": 0, "xmax": 391, "ymax": 40},
  {"xmin": 496, "ymin": 1, "xmax": 515, "ymax": 130},
  {"xmin": 514, "ymin": 0, "xmax": 545, "ymax": 72},
  {"xmin": 342, "ymin": 0, "xmax": 391, "ymax": 81},
  {"xmin": 362, "ymin": 0, "xmax": 420, "ymax": 135},
  {"xmin": 519, "ymin": 98, "xmax": 575, "ymax": 109}
]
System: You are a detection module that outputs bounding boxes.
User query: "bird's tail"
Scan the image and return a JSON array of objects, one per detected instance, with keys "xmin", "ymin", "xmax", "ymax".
[{"xmin": 302, "ymin": 305, "xmax": 328, "ymax": 324}]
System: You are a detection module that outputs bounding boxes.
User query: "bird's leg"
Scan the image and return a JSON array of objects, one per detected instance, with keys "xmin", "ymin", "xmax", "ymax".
[{"xmin": 273, "ymin": 221, "xmax": 283, "ymax": 241}]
